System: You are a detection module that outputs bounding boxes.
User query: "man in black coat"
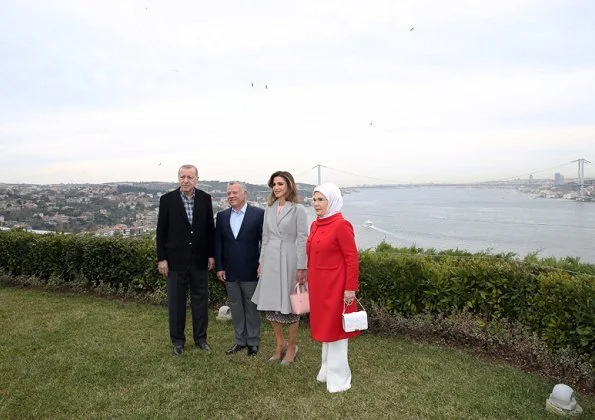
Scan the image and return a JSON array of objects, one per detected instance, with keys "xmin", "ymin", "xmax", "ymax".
[
  {"xmin": 215, "ymin": 181, "xmax": 264, "ymax": 356},
  {"xmin": 156, "ymin": 164, "xmax": 215, "ymax": 356}
]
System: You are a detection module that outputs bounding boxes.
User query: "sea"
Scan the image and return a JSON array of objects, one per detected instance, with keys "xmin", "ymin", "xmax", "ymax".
[{"xmin": 305, "ymin": 186, "xmax": 595, "ymax": 264}]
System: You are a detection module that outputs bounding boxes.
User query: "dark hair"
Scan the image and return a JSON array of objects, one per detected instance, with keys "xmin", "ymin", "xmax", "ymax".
[{"xmin": 266, "ymin": 170, "xmax": 299, "ymax": 206}]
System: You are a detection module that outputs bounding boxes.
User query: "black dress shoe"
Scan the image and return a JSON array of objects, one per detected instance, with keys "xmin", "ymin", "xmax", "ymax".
[
  {"xmin": 173, "ymin": 345, "xmax": 184, "ymax": 356},
  {"xmin": 225, "ymin": 344, "xmax": 247, "ymax": 355},
  {"xmin": 197, "ymin": 342, "xmax": 212, "ymax": 352},
  {"xmin": 247, "ymin": 345, "xmax": 259, "ymax": 356}
]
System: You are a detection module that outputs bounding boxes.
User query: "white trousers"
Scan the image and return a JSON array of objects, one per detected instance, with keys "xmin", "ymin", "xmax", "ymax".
[{"xmin": 316, "ymin": 339, "xmax": 351, "ymax": 393}]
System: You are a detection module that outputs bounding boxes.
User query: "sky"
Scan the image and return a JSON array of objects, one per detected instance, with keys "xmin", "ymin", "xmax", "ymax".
[{"xmin": 1, "ymin": 0, "xmax": 594, "ymax": 187}]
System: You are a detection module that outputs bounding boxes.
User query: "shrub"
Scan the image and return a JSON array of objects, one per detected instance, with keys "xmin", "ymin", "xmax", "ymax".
[
  {"xmin": 0, "ymin": 231, "xmax": 227, "ymax": 307},
  {"xmin": 359, "ymin": 242, "xmax": 594, "ymax": 357}
]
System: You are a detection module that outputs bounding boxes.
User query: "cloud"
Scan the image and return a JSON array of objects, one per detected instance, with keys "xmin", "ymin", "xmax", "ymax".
[{"xmin": 0, "ymin": 0, "xmax": 593, "ymax": 185}]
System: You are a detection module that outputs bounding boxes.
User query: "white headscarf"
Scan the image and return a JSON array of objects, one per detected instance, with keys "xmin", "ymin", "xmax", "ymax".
[{"xmin": 313, "ymin": 182, "xmax": 343, "ymax": 219}]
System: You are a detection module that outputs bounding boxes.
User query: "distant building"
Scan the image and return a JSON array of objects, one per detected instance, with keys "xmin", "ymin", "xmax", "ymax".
[
  {"xmin": 529, "ymin": 174, "xmax": 534, "ymax": 183},
  {"xmin": 554, "ymin": 173, "xmax": 565, "ymax": 185}
]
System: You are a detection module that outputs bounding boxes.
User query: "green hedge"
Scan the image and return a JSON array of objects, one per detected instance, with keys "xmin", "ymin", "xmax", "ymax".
[
  {"xmin": 0, "ymin": 231, "xmax": 593, "ymax": 357},
  {"xmin": 0, "ymin": 230, "xmax": 227, "ymax": 306},
  {"xmin": 358, "ymin": 244, "xmax": 594, "ymax": 357}
]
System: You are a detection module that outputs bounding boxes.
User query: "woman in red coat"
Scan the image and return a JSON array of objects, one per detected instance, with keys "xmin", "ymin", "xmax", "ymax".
[{"xmin": 306, "ymin": 182, "xmax": 359, "ymax": 393}]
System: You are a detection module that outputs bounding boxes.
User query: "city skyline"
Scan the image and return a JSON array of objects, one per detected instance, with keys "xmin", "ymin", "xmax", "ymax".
[{"xmin": 1, "ymin": 1, "xmax": 594, "ymax": 187}]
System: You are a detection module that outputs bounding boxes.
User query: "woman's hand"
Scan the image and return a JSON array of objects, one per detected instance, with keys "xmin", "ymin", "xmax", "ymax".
[
  {"xmin": 344, "ymin": 290, "xmax": 356, "ymax": 305},
  {"xmin": 296, "ymin": 269, "xmax": 307, "ymax": 285}
]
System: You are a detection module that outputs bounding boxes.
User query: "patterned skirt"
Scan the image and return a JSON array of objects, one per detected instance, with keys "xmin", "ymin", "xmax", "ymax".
[{"xmin": 265, "ymin": 311, "xmax": 300, "ymax": 324}]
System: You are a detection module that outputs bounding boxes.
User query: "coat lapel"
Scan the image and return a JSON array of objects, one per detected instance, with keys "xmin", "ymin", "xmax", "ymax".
[
  {"xmin": 268, "ymin": 201, "xmax": 281, "ymax": 236},
  {"xmin": 277, "ymin": 202, "xmax": 293, "ymax": 225},
  {"xmin": 224, "ymin": 208, "xmax": 235, "ymax": 239},
  {"xmin": 191, "ymin": 189, "xmax": 202, "ymax": 228},
  {"xmin": 175, "ymin": 189, "xmax": 192, "ymax": 227}
]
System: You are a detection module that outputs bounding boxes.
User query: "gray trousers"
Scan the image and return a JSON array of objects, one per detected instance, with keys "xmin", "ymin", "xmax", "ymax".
[{"xmin": 225, "ymin": 281, "xmax": 261, "ymax": 346}]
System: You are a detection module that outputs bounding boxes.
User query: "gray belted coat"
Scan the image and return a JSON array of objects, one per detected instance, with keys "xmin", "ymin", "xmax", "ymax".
[{"xmin": 251, "ymin": 200, "xmax": 308, "ymax": 313}]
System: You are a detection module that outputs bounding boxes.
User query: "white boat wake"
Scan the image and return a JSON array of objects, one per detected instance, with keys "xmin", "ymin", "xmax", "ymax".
[
  {"xmin": 363, "ymin": 221, "xmax": 408, "ymax": 241},
  {"xmin": 369, "ymin": 226, "xmax": 403, "ymax": 239}
]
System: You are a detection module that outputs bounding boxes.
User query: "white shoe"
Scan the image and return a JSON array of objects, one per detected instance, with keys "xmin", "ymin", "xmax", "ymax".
[{"xmin": 328, "ymin": 384, "xmax": 351, "ymax": 393}]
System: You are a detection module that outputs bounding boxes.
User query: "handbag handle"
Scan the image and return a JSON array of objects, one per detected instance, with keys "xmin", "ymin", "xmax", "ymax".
[
  {"xmin": 343, "ymin": 297, "xmax": 365, "ymax": 314},
  {"xmin": 294, "ymin": 282, "xmax": 308, "ymax": 295}
]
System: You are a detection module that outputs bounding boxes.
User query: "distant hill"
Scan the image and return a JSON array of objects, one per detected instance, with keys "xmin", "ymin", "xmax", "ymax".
[{"xmin": 0, "ymin": 180, "xmax": 318, "ymax": 199}]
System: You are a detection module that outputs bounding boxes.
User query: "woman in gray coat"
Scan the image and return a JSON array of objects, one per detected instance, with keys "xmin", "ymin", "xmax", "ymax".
[{"xmin": 251, "ymin": 170, "xmax": 308, "ymax": 364}]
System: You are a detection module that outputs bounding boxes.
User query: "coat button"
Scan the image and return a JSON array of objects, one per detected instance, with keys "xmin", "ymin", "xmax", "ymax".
[{"xmin": 189, "ymin": 242, "xmax": 192, "ymax": 245}]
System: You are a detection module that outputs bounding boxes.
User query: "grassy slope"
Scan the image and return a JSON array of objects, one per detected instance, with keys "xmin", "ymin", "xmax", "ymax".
[{"xmin": 0, "ymin": 287, "xmax": 592, "ymax": 419}]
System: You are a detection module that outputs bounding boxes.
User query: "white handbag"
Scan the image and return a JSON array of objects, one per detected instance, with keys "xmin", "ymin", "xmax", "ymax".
[{"xmin": 342, "ymin": 298, "xmax": 368, "ymax": 332}]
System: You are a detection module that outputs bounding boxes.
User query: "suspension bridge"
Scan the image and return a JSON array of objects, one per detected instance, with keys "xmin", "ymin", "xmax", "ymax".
[{"xmin": 292, "ymin": 158, "xmax": 593, "ymax": 196}]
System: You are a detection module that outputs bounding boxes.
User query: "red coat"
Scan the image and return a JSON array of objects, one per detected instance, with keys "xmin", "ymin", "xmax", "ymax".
[{"xmin": 306, "ymin": 212, "xmax": 360, "ymax": 342}]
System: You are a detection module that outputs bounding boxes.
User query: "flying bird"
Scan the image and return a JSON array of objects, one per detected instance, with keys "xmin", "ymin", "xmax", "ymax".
[
  {"xmin": 410, "ymin": 27, "xmax": 414, "ymax": 31},
  {"xmin": 251, "ymin": 82, "xmax": 253, "ymax": 87},
  {"xmin": 265, "ymin": 84, "xmax": 268, "ymax": 89},
  {"xmin": 370, "ymin": 122, "xmax": 373, "ymax": 126}
]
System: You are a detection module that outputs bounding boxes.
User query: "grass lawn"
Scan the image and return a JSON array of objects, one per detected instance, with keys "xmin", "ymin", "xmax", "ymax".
[{"xmin": 1, "ymin": 286, "xmax": 592, "ymax": 419}]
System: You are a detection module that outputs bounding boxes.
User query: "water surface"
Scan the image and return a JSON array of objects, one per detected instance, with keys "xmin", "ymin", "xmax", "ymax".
[{"xmin": 308, "ymin": 186, "xmax": 595, "ymax": 263}]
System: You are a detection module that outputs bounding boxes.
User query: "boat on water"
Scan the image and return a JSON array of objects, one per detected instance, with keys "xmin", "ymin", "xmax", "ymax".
[{"xmin": 364, "ymin": 220, "xmax": 374, "ymax": 228}]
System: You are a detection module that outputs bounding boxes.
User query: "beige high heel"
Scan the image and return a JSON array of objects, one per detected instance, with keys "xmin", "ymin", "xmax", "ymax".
[
  {"xmin": 280, "ymin": 345, "xmax": 298, "ymax": 365},
  {"xmin": 269, "ymin": 341, "xmax": 288, "ymax": 362}
]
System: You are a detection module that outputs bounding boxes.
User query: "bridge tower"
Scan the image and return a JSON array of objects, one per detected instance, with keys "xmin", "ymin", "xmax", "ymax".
[
  {"xmin": 312, "ymin": 164, "xmax": 326, "ymax": 185},
  {"xmin": 572, "ymin": 158, "xmax": 591, "ymax": 197}
]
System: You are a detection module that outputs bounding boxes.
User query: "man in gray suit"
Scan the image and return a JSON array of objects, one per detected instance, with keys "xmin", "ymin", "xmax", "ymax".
[{"xmin": 215, "ymin": 181, "xmax": 265, "ymax": 356}]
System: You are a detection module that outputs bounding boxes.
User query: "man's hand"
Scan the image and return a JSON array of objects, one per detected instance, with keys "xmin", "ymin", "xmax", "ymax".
[
  {"xmin": 216, "ymin": 270, "xmax": 226, "ymax": 283},
  {"xmin": 157, "ymin": 260, "xmax": 169, "ymax": 277},
  {"xmin": 208, "ymin": 257, "xmax": 215, "ymax": 271}
]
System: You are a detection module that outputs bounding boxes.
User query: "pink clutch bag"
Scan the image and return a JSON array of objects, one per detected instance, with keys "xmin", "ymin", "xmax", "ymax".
[{"xmin": 290, "ymin": 283, "xmax": 310, "ymax": 315}]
